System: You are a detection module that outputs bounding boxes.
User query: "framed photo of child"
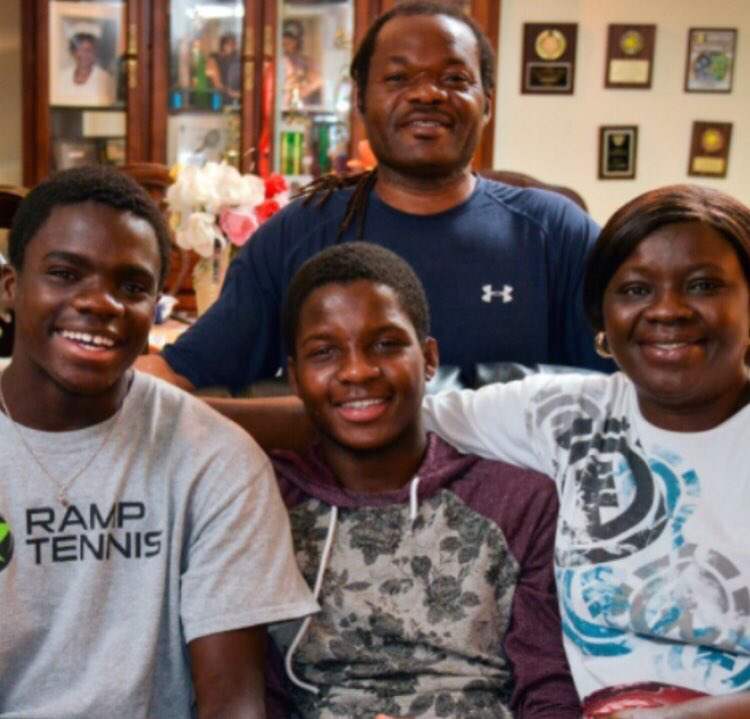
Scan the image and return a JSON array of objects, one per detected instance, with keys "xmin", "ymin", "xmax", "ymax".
[{"xmin": 48, "ymin": 1, "xmax": 125, "ymax": 108}]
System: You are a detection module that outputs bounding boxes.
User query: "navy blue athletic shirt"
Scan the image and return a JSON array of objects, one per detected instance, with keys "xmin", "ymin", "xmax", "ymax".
[{"xmin": 163, "ymin": 177, "xmax": 611, "ymax": 393}]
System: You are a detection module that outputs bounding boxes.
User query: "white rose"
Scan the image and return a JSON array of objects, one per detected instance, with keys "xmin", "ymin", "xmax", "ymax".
[
  {"xmin": 169, "ymin": 165, "xmax": 203, "ymax": 212},
  {"xmin": 175, "ymin": 212, "xmax": 223, "ymax": 258},
  {"xmin": 196, "ymin": 162, "xmax": 225, "ymax": 213}
]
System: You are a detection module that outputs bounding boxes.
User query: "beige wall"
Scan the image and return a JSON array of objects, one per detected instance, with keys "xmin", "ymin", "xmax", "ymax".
[
  {"xmin": 0, "ymin": 0, "xmax": 22, "ymax": 186},
  {"xmin": 495, "ymin": 0, "xmax": 750, "ymax": 224}
]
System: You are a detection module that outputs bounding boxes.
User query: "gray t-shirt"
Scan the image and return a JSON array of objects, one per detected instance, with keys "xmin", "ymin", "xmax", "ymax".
[{"xmin": 0, "ymin": 371, "xmax": 317, "ymax": 718}]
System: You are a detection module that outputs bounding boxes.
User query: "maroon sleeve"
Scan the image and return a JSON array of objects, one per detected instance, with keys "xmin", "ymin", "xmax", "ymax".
[
  {"xmin": 453, "ymin": 458, "xmax": 580, "ymax": 718},
  {"xmin": 501, "ymin": 474, "xmax": 580, "ymax": 718}
]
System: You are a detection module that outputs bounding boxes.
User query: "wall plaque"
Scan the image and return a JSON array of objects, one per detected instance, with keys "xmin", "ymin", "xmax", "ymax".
[
  {"xmin": 522, "ymin": 23, "xmax": 578, "ymax": 94},
  {"xmin": 685, "ymin": 28, "xmax": 736, "ymax": 92},
  {"xmin": 599, "ymin": 126, "xmax": 638, "ymax": 179},
  {"xmin": 688, "ymin": 121, "xmax": 732, "ymax": 177},
  {"xmin": 605, "ymin": 24, "xmax": 656, "ymax": 88}
]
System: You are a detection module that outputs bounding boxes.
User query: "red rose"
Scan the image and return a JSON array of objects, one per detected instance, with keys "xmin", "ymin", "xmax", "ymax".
[
  {"xmin": 264, "ymin": 173, "xmax": 287, "ymax": 199},
  {"xmin": 255, "ymin": 199, "xmax": 281, "ymax": 222}
]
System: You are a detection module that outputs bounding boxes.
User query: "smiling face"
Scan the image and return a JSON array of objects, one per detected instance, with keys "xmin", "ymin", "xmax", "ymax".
[
  {"xmin": 289, "ymin": 280, "xmax": 438, "ymax": 461},
  {"xmin": 603, "ymin": 221, "xmax": 750, "ymax": 430},
  {"xmin": 72, "ymin": 38, "xmax": 97, "ymax": 72},
  {"xmin": 361, "ymin": 13, "xmax": 490, "ymax": 180},
  {"xmin": 2, "ymin": 201, "xmax": 161, "ymax": 408}
]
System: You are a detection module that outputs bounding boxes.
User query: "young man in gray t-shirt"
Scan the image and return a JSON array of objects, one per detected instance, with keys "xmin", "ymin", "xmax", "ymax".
[{"xmin": 0, "ymin": 167, "xmax": 317, "ymax": 718}]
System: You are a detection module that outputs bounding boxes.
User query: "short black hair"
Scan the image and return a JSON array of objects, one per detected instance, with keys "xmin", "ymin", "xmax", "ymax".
[
  {"xmin": 219, "ymin": 33, "xmax": 237, "ymax": 50},
  {"xmin": 68, "ymin": 33, "xmax": 99, "ymax": 55},
  {"xmin": 583, "ymin": 184, "xmax": 750, "ymax": 331},
  {"xmin": 8, "ymin": 165, "xmax": 172, "ymax": 288},
  {"xmin": 282, "ymin": 242, "xmax": 430, "ymax": 357},
  {"xmin": 350, "ymin": 0, "xmax": 495, "ymax": 113}
]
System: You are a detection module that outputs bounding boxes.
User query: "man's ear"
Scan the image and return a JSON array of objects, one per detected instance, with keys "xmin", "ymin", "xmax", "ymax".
[
  {"xmin": 353, "ymin": 83, "xmax": 366, "ymax": 116},
  {"xmin": 422, "ymin": 336, "xmax": 439, "ymax": 382},
  {"xmin": 0, "ymin": 263, "xmax": 17, "ymax": 309},
  {"xmin": 287, "ymin": 356, "xmax": 300, "ymax": 397},
  {"xmin": 482, "ymin": 90, "xmax": 494, "ymax": 125}
]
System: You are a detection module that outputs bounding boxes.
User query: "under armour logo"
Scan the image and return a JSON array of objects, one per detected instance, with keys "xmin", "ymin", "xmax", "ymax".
[{"xmin": 481, "ymin": 284, "xmax": 514, "ymax": 303}]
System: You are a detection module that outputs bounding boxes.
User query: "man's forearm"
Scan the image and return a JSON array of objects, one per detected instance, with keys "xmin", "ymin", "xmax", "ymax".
[
  {"xmin": 135, "ymin": 352, "xmax": 313, "ymax": 451},
  {"xmin": 134, "ymin": 353, "xmax": 196, "ymax": 392},
  {"xmin": 206, "ymin": 395, "xmax": 314, "ymax": 452}
]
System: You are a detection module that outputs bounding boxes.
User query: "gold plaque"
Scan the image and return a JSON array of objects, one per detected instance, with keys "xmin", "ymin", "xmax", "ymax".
[
  {"xmin": 692, "ymin": 157, "xmax": 725, "ymax": 174},
  {"xmin": 701, "ymin": 128, "xmax": 724, "ymax": 153},
  {"xmin": 688, "ymin": 121, "xmax": 732, "ymax": 178},
  {"xmin": 523, "ymin": 23, "xmax": 577, "ymax": 94},
  {"xmin": 608, "ymin": 60, "xmax": 649, "ymax": 85},
  {"xmin": 535, "ymin": 29, "xmax": 567, "ymax": 61},
  {"xmin": 620, "ymin": 30, "xmax": 644, "ymax": 56},
  {"xmin": 605, "ymin": 24, "xmax": 655, "ymax": 89}
]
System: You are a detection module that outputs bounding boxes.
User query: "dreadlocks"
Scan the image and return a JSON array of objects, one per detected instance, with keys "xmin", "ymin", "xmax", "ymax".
[{"xmin": 299, "ymin": 169, "xmax": 378, "ymax": 242}]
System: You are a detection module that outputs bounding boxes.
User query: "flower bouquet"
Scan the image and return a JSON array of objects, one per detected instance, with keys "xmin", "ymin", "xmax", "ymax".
[{"xmin": 166, "ymin": 162, "xmax": 289, "ymax": 315}]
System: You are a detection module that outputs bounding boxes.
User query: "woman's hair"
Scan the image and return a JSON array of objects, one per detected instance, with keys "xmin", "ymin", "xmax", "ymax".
[
  {"xmin": 583, "ymin": 184, "xmax": 750, "ymax": 331},
  {"xmin": 68, "ymin": 32, "xmax": 98, "ymax": 55}
]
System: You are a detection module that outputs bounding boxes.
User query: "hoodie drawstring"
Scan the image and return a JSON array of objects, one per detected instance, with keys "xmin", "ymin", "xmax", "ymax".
[
  {"xmin": 285, "ymin": 476, "xmax": 420, "ymax": 693},
  {"xmin": 409, "ymin": 475, "xmax": 421, "ymax": 525},
  {"xmin": 285, "ymin": 505, "xmax": 338, "ymax": 695}
]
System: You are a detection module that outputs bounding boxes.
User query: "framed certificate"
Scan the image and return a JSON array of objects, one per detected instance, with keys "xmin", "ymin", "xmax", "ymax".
[
  {"xmin": 599, "ymin": 126, "xmax": 638, "ymax": 179},
  {"xmin": 684, "ymin": 28, "xmax": 736, "ymax": 92},
  {"xmin": 605, "ymin": 25, "xmax": 656, "ymax": 89},
  {"xmin": 688, "ymin": 121, "xmax": 732, "ymax": 177},
  {"xmin": 522, "ymin": 23, "xmax": 578, "ymax": 94}
]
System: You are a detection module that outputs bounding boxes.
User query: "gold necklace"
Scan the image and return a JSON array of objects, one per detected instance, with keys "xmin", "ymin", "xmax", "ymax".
[{"xmin": 0, "ymin": 371, "xmax": 126, "ymax": 507}]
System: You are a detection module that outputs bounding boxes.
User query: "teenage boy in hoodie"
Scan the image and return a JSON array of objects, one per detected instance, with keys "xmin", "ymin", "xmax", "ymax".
[
  {"xmin": 266, "ymin": 242, "xmax": 579, "ymax": 718},
  {"xmin": 0, "ymin": 166, "xmax": 317, "ymax": 718}
]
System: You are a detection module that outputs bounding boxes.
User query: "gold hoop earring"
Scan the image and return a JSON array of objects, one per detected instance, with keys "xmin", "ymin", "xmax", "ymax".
[{"xmin": 594, "ymin": 331, "xmax": 613, "ymax": 359}]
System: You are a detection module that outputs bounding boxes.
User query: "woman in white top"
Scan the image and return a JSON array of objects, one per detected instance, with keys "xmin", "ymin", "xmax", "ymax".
[
  {"xmin": 55, "ymin": 30, "xmax": 116, "ymax": 107},
  {"xmin": 424, "ymin": 184, "xmax": 750, "ymax": 718}
]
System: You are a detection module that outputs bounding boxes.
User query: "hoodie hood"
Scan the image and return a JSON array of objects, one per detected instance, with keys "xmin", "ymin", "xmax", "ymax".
[{"xmin": 271, "ymin": 432, "xmax": 480, "ymax": 510}]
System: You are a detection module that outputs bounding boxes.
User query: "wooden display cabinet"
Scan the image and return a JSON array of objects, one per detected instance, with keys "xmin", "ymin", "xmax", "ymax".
[{"xmin": 22, "ymin": 0, "xmax": 500, "ymax": 189}]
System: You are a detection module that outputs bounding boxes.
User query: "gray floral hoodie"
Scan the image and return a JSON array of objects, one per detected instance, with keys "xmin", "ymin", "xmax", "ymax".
[{"xmin": 266, "ymin": 434, "xmax": 579, "ymax": 719}]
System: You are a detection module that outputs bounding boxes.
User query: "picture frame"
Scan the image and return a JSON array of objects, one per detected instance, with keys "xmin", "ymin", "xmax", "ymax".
[
  {"xmin": 684, "ymin": 28, "xmax": 736, "ymax": 93},
  {"xmin": 688, "ymin": 121, "xmax": 732, "ymax": 178},
  {"xmin": 281, "ymin": 14, "xmax": 325, "ymax": 110},
  {"xmin": 599, "ymin": 126, "xmax": 638, "ymax": 179},
  {"xmin": 522, "ymin": 23, "xmax": 578, "ymax": 94},
  {"xmin": 52, "ymin": 138, "xmax": 99, "ymax": 171},
  {"xmin": 49, "ymin": 1, "xmax": 126, "ymax": 108},
  {"xmin": 104, "ymin": 138, "xmax": 127, "ymax": 166},
  {"xmin": 605, "ymin": 24, "xmax": 656, "ymax": 89},
  {"xmin": 166, "ymin": 113, "xmax": 231, "ymax": 167}
]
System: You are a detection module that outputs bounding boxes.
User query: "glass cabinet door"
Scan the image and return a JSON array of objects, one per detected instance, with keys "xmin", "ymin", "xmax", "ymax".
[
  {"xmin": 166, "ymin": 0, "xmax": 244, "ymax": 167},
  {"xmin": 272, "ymin": 0, "xmax": 354, "ymax": 185},
  {"xmin": 47, "ymin": 0, "xmax": 128, "ymax": 172}
]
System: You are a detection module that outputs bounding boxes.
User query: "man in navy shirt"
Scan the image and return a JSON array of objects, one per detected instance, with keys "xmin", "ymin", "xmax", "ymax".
[{"xmin": 138, "ymin": 1, "xmax": 609, "ymax": 394}]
